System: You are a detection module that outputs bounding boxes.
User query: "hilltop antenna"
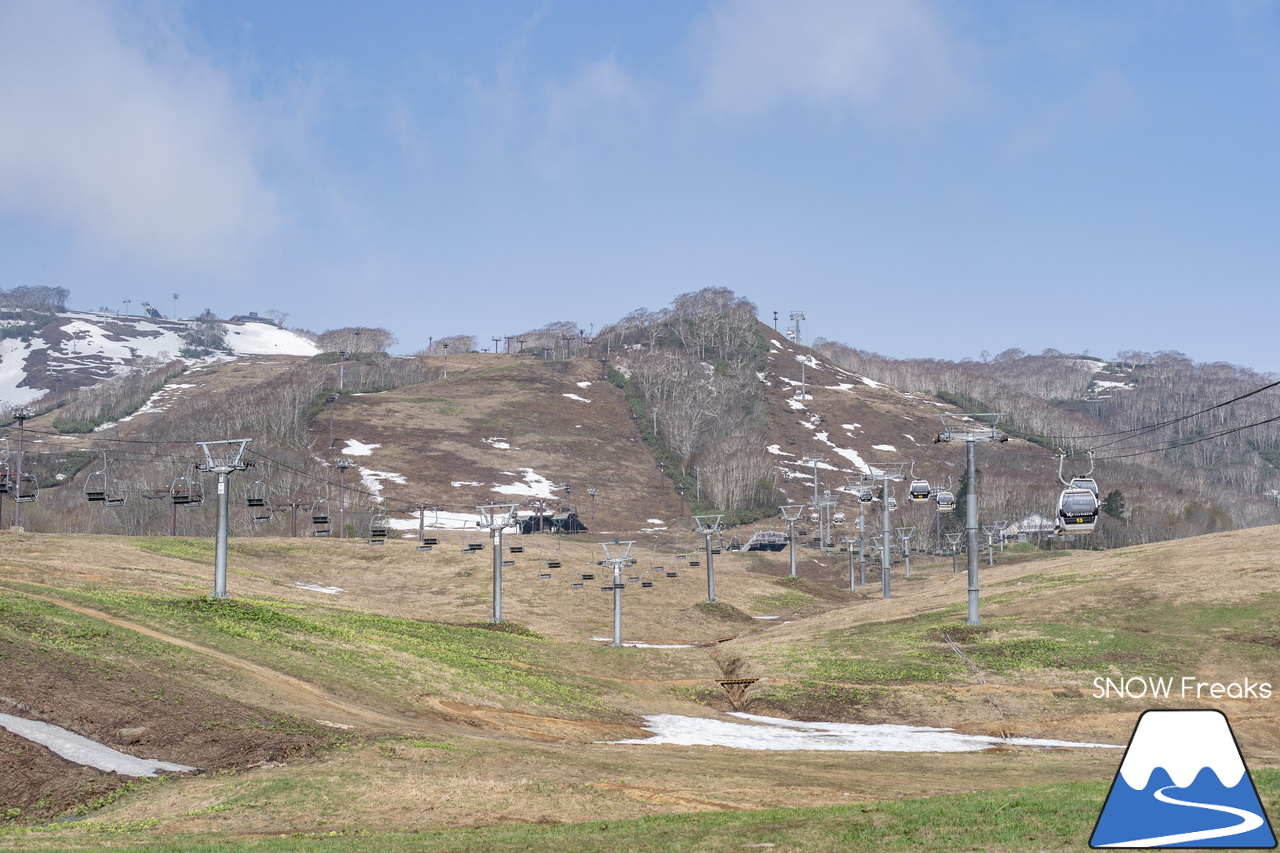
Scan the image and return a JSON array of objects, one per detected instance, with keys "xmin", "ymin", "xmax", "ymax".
[
  {"xmin": 692, "ymin": 514, "xmax": 724, "ymax": 603},
  {"xmin": 195, "ymin": 439, "xmax": 252, "ymax": 599},
  {"xmin": 478, "ymin": 504, "xmax": 519, "ymax": 622},
  {"xmin": 936, "ymin": 413, "xmax": 1006, "ymax": 625}
]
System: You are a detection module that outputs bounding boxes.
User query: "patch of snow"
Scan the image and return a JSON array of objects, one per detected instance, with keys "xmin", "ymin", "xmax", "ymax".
[
  {"xmin": 872, "ymin": 444, "xmax": 897, "ymax": 452},
  {"xmin": 491, "ymin": 468, "xmax": 558, "ymax": 499},
  {"xmin": 293, "ymin": 582, "xmax": 344, "ymax": 595},
  {"xmin": 0, "ymin": 339, "xmax": 48, "ymax": 407},
  {"xmin": 359, "ymin": 468, "xmax": 406, "ymax": 493},
  {"xmin": 117, "ymin": 383, "xmax": 197, "ymax": 423},
  {"xmin": 609, "ymin": 713, "xmax": 1119, "ymax": 753},
  {"xmin": 842, "ymin": 424, "xmax": 861, "ymax": 431},
  {"xmin": 826, "ymin": 383, "xmax": 857, "ymax": 392},
  {"xmin": 903, "ymin": 434, "xmax": 920, "ymax": 445},
  {"xmin": 341, "ymin": 439, "xmax": 380, "ymax": 456},
  {"xmin": 590, "ymin": 638, "xmax": 695, "ymax": 649},
  {"xmin": 647, "ymin": 518, "xmax": 665, "ymax": 524},
  {"xmin": 388, "ymin": 509, "xmax": 488, "ymax": 530},
  {"xmin": 860, "ymin": 376, "xmax": 884, "ymax": 389},
  {"xmin": 482, "ymin": 437, "xmax": 512, "ymax": 450},
  {"xmin": 770, "ymin": 339, "xmax": 787, "ymax": 349},
  {"xmin": 0, "ymin": 713, "xmax": 197, "ymax": 776},
  {"xmin": 562, "ymin": 393, "xmax": 591, "ymax": 403},
  {"xmin": 576, "ymin": 381, "xmax": 592, "ymax": 388},
  {"xmin": 1094, "ymin": 379, "xmax": 1129, "ymax": 389},
  {"xmin": 786, "ymin": 398, "xmax": 806, "ymax": 410},
  {"xmin": 223, "ymin": 322, "xmax": 320, "ymax": 356},
  {"xmin": 812, "ymin": 432, "xmax": 871, "ymax": 474},
  {"xmin": 451, "ymin": 480, "xmax": 484, "ymax": 487},
  {"xmin": 766, "ymin": 445, "xmax": 794, "ymax": 456}
]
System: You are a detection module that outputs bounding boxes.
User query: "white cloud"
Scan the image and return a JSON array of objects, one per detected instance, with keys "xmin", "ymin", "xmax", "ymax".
[
  {"xmin": 690, "ymin": 0, "xmax": 971, "ymax": 124},
  {"xmin": 0, "ymin": 0, "xmax": 276, "ymax": 268},
  {"xmin": 531, "ymin": 55, "xmax": 647, "ymax": 178}
]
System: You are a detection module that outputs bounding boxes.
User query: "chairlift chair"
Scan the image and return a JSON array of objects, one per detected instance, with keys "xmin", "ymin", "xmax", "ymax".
[
  {"xmin": 13, "ymin": 471, "xmax": 37, "ymax": 503},
  {"xmin": 170, "ymin": 468, "xmax": 203, "ymax": 507},
  {"xmin": 103, "ymin": 480, "xmax": 126, "ymax": 508},
  {"xmin": 245, "ymin": 479, "xmax": 268, "ymax": 508},
  {"xmin": 368, "ymin": 509, "xmax": 389, "ymax": 545},
  {"xmin": 311, "ymin": 499, "xmax": 331, "ymax": 537},
  {"xmin": 85, "ymin": 470, "xmax": 107, "ymax": 502}
]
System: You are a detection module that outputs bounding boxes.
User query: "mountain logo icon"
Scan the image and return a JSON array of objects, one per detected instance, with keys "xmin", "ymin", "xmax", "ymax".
[{"xmin": 1091, "ymin": 709, "xmax": 1276, "ymax": 848}]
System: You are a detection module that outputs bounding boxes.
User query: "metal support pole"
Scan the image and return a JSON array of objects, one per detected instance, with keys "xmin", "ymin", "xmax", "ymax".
[
  {"xmin": 881, "ymin": 476, "xmax": 891, "ymax": 599},
  {"xmin": 12, "ymin": 414, "xmax": 25, "ymax": 528},
  {"xmin": 214, "ymin": 471, "xmax": 230, "ymax": 599},
  {"xmin": 966, "ymin": 439, "xmax": 981, "ymax": 625},
  {"xmin": 902, "ymin": 537, "xmax": 912, "ymax": 578},
  {"xmin": 705, "ymin": 531, "xmax": 716, "ymax": 602},
  {"xmin": 788, "ymin": 519, "xmax": 797, "ymax": 578},
  {"xmin": 858, "ymin": 502, "xmax": 866, "ymax": 586},
  {"xmin": 848, "ymin": 543, "xmax": 856, "ymax": 591},
  {"xmin": 612, "ymin": 563, "xmax": 622, "ymax": 647},
  {"xmin": 492, "ymin": 525, "xmax": 503, "ymax": 622}
]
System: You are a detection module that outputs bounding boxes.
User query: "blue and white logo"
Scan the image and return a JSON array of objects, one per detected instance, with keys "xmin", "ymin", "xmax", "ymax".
[{"xmin": 1091, "ymin": 709, "xmax": 1276, "ymax": 848}]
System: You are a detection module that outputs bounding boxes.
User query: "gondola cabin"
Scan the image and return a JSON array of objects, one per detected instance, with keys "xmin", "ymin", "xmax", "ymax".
[
  {"xmin": 935, "ymin": 490, "xmax": 956, "ymax": 513},
  {"xmin": 908, "ymin": 479, "xmax": 931, "ymax": 503},
  {"xmin": 1069, "ymin": 477, "xmax": 1099, "ymax": 498},
  {"xmin": 1056, "ymin": 488, "xmax": 1099, "ymax": 533},
  {"xmin": 857, "ymin": 488, "xmax": 875, "ymax": 504}
]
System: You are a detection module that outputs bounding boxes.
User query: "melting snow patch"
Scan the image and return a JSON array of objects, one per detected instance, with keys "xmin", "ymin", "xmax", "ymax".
[
  {"xmin": 451, "ymin": 480, "xmax": 484, "ymax": 488},
  {"xmin": 0, "ymin": 713, "xmax": 197, "ymax": 776},
  {"xmin": 766, "ymin": 445, "xmax": 794, "ymax": 456},
  {"xmin": 590, "ymin": 638, "xmax": 695, "ymax": 649},
  {"xmin": 482, "ymin": 437, "xmax": 512, "ymax": 450},
  {"xmin": 576, "ymin": 381, "xmax": 592, "ymax": 388},
  {"xmin": 647, "ymin": 518, "xmax": 665, "ymax": 524},
  {"xmin": 842, "ymin": 424, "xmax": 861, "ymax": 431},
  {"xmin": 563, "ymin": 393, "xmax": 591, "ymax": 403},
  {"xmin": 360, "ymin": 468, "xmax": 406, "ymax": 493},
  {"xmin": 860, "ymin": 376, "xmax": 884, "ymax": 389},
  {"xmin": 787, "ymin": 398, "xmax": 806, "ymax": 410},
  {"xmin": 293, "ymin": 582, "xmax": 344, "ymax": 595},
  {"xmin": 342, "ymin": 439, "xmax": 380, "ymax": 456},
  {"xmin": 609, "ymin": 713, "xmax": 1119, "ymax": 753},
  {"xmin": 492, "ymin": 468, "xmax": 558, "ymax": 499},
  {"xmin": 826, "ymin": 383, "xmax": 857, "ymax": 392},
  {"xmin": 872, "ymin": 444, "xmax": 897, "ymax": 452}
]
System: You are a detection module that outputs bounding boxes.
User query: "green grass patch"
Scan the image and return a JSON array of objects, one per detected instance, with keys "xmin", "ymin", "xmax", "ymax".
[{"xmin": 13, "ymin": 777, "xmax": 1258, "ymax": 851}]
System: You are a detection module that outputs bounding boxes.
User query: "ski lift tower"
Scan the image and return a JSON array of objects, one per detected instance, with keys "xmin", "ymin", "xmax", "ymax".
[
  {"xmin": 866, "ymin": 462, "xmax": 906, "ymax": 599},
  {"xmin": 600, "ymin": 540, "xmax": 635, "ymax": 647},
  {"xmin": 845, "ymin": 476, "xmax": 872, "ymax": 586},
  {"xmin": 894, "ymin": 526, "xmax": 917, "ymax": 578},
  {"xmin": 779, "ymin": 504, "xmax": 806, "ymax": 578},
  {"xmin": 789, "ymin": 311, "xmax": 805, "ymax": 345},
  {"xmin": 692, "ymin": 514, "xmax": 724, "ymax": 603},
  {"xmin": 936, "ymin": 413, "xmax": 1006, "ymax": 625},
  {"xmin": 478, "ymin": 504, "xmax": 519, "ymax": 622},
  {"xmin": 195, "ymin": 439, "xmax": 252, "ymax": 599}
]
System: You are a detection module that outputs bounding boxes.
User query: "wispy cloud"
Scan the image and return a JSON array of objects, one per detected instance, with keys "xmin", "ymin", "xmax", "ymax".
[
  {"xmin": 0, "ymin": 0, "xmax": 275, "ymax": 269},
  {"xmin": 532, "ymin": 55, "xmax": 647, "ymax": 178},
  {"xmin": 689, "ymin": 0, "xmax": 972, "ymax": 125}
]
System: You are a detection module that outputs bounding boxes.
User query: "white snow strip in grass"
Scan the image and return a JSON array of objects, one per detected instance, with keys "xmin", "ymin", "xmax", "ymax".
[
  {"xmin": 786, "ymin": 398, "xmax": 806, "ymax": 410},
  {"xmin": 590, "ymin": 638, "xmax": 695, "ymax": 649},
  {"xmin": 482, "ymin": 437, "xmax": 511, "ymax": 450},
  {"xmin": 610, "ymin": 713, "xmax": 1120, "ymax": 753},
  {"xmin": 576, "ymin": 381, "xmax": 592, "ymax": 388},
  {"xmin": 451, "ymin": 480, "xmax": 484, "ymax": 487},
  {"xmin": 770, "ymin": 339, "xmax": 787, "ymax": 349},
  {"xmin": 811, "ymin": 433, "xmax": 871, "ymax": 474},
  {"xmin": 359, "ymin": 468, "xmax": 406, "ymax": 493},
  {"xmin": 117, "ymin": 383, "xmax": 197, "ymax": 422},
  {"xmin": 387, "ymin": 510, "xmax": 487, "ymax": 530},
  {"xmin": 766, "ymin": 445, "xmax": 794, "ymax": 456},
  {"xmin": 341, "ymin": 439, "xmax": 380, "ymax": 456},
  {"xmin": 0, "ymin": 713, "xmax": 197, "ymax": 776},
  {"xmin": 842, "ymin": 424, "xmax": 861, "ymax": 431},
  {"xmin": 293, "ymin": 582, "xmax": 344, "ymax": 595},
  {"xmin": 562, "ymin": 393, "xmax": 591, "ymax": 402},
  {"xmin": 860, "ymin": 376, "xmax": 884, "ymax": 389},
  {"xmin": 491, "ymin": 468, "xmax": 558, "ymax": 499},
  {"xmin": 826, "ymin": 383, "xmax": 857, "ymax": 392},
  {"xmin": 872, "ymin": 444, "xmax": 897, "ymax": 452},
  {"xmin": 223, "ymin": 322, "xmax": 320, "ymax": 356},
  {"xmin": 903, "ymin": 434, "xmax": 921, "ymax": 445},
  {"xmin": 647, "ymin": 518, "xmax": 664, "ymax": 524}
]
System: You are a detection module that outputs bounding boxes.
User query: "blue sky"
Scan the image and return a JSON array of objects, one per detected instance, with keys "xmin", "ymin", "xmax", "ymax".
[{"xmin": 1, "ymin": 1, "xmax": 1277, "ymax": 370}]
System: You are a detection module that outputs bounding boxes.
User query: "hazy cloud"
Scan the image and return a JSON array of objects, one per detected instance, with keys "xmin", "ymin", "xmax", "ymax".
[
  {"xmin": 0, "ymin": 0, "xmax": 276, "ymax": 268},
  {"xmin": 690, "ymin": 0, "xmax": 971, "ymax": 124},
  {"xmin": 532, "ymin": 55, "xmax": 647, "ymax": 178}
]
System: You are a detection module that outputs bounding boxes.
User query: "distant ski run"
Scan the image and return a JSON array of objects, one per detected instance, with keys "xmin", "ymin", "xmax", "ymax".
[{"xmin": 1099, "ymin": 784, "xmax": 1264, "ymax": 848}]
